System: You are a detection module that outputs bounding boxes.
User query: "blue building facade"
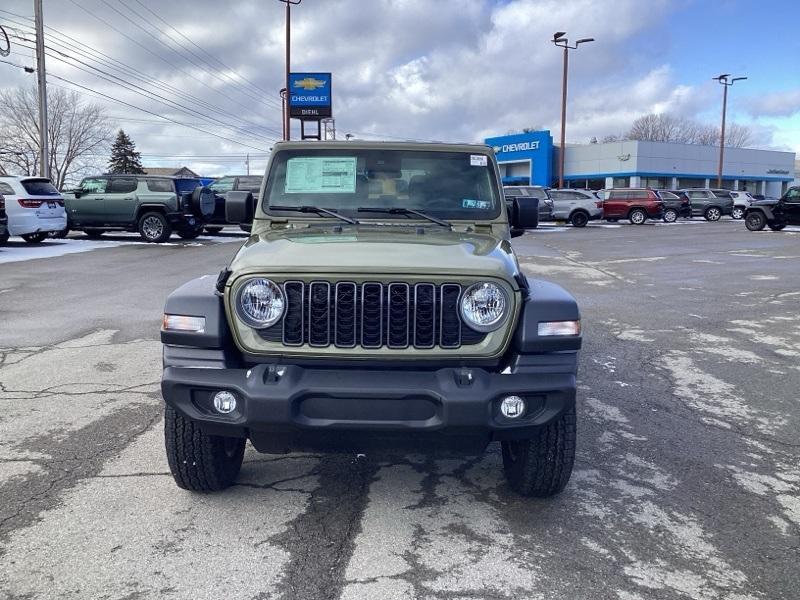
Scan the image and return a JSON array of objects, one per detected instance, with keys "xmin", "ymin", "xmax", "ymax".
[{"xmin": 484, "ymin": 131, "xmax": 554, "ymax": 187}]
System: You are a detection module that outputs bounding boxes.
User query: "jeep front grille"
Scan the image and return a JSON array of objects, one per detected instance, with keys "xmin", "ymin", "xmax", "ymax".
[{"xmin": 261, "ymin": 280, "xmax": 485, "ymax": 350}]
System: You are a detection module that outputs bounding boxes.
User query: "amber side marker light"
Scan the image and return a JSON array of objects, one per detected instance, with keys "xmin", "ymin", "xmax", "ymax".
[
  {"xmin": 537, "ymin": 320, "xmax": 581, "ymax": 336},
  {"xmin": 162, "ymin": 314, "xmax": 206, "ymax": 333}
]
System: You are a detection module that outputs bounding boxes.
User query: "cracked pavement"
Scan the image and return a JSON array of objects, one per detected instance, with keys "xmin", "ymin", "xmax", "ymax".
[{"xmin": 0, "ymin": 220, "xmax": 798, "ymax": 599}]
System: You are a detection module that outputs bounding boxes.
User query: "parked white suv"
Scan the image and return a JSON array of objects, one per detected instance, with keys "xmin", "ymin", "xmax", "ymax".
[
  {"xmin": 0, "ymin": 176, "xmax": 67, "ymax": 243},
  {"xmin": 729, "ymin": 191, "xmax": 754, "ymax": 220}
]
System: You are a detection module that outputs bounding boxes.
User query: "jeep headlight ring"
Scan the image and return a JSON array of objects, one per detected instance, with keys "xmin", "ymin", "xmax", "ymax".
[
  {"xmin": 460, "ymin": 282, "xmax": 508, "ymax": 332},
  {"xmin": 236, "ymin": 278, "xmax": 285, "ymax": 328}
]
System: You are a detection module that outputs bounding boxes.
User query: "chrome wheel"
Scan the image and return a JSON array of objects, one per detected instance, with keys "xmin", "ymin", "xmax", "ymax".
[
  {"xmin": 732, "ymin": 207, "xmax": 744, "ymax": 220},
  {"xmin": 705, "ymin": 207, "xmax": 721, "ymax": 221},
  {"xmin": 630, "ymin": 209, "xmax": 646, "ymax": 225},
  {"xmin": 142, "ymin": 215, "xmax": 164, "ymax": 240},
  {"xmin": 663, "ymin": 209, "xmax": 678, "ymax": 223}
]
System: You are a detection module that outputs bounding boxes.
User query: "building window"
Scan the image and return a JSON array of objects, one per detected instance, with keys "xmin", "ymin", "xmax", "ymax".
[
  {"xmin": 612, "ymin": 177, "xmax": 629, "ymax": 188},
  {"xmin": 642, "ymin": 177, "xmax": 669, "ymax": 189},
  {"xmin": 677, "ymin": 177, "xmax": 706, "ymax": 188}
]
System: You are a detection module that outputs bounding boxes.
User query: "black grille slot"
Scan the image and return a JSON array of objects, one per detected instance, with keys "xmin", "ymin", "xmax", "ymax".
[
  {"xmin": 361, "ymin": 283, "xmax": 383, "ymax": 348},
  {"xmin": 387, "ymin": 283, "xmax": 410, "ymax": 348},
  {"xmin": 440, "ymin": 284, "xmax": 462, "ymax": 348},
  {"xmin": 334, "ymin": 282, "xmax": 357, "ymax": 348},
  {"xmin": 261, "ymin": 280, "xmax": 486, "ymax": 350},
  {"xmin": 308, "ymin": 282, "xmax": 331, "ymax": 347},
  {"xmin": 413, "ymin": 283, "xmax": 436, "ymax": 348},
  {"xmin": 282, "ymin": 281, "xmax": 305, "ymax": 345}
]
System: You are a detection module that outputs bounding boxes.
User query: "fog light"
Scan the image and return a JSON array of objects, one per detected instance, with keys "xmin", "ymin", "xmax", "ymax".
[
  {"xmin": 500, "ymin": 395, "xmax": 525, "ymax": 418},
  {"xmin": 213, "ymin": 391, "xmax": 237, "ymax": 414}
]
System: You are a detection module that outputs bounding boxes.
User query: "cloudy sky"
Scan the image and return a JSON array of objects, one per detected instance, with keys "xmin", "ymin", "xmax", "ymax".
[{"xmin": 1, "ymin": 0, "xmax": 798, "ymax": 176}]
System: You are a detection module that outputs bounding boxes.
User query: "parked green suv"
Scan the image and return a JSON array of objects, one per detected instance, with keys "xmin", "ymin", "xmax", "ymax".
[
  {"xmin": 160, "ymin": 141, "xmax": 582, "ymax": 498},
  {"xmin": 62, "ymin": 175, "xmax": 215, "ymax": 243}
]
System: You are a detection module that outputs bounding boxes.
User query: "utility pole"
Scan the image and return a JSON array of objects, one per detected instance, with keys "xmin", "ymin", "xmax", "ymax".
[
  {"xmin": 552, "ymin": 32, "xmax": 594, "ymax": 189},
  {"xmin": 278, "ymin": 0, "xmax": 301, "ymax": 141},
  {"xmin": 245, "ymin": 153, "xmax": 250, "ymax": 175},
  {"xmin": 34, "ymin": 0, "xmax": 49, "ymax": 179},
  {"xmin": 713, "ymin": 74, "xmax": 747, "ymax": 188}
]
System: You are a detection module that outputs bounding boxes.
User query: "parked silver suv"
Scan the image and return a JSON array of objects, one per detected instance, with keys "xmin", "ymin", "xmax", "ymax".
[{"xmin": 504, "ymin": 186, "xmax": 602, "ymax": 227}]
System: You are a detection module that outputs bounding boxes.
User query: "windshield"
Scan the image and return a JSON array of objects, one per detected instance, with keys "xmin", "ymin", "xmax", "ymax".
[{"xmin": 264, "ymin": 148, "xmax": 501, "ymax": 220}]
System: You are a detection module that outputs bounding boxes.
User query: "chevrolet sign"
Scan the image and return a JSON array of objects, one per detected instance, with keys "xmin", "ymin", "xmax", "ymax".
[
  {"xmin": 493, "ymin": 141, "xmax": 540, "ymax": 154},
  {"xmin": 288, "ymin": 72, "xmax": 333, "ymax": 119}
]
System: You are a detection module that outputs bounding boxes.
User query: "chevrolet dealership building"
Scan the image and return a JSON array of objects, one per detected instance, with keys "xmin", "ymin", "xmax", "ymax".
[{"xmin": 485, "ymin": 131, "xmax": 796, "ymax": 197}]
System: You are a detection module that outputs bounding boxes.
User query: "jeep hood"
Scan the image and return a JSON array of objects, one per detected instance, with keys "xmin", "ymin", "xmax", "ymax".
[{"xmin": 228, "ymin": 225, "xmax": 519, "ymax": 282}]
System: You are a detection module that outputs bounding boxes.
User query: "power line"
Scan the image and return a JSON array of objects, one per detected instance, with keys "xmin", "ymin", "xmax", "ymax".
[
  {"xmin": 125, "ymin": 0, "xmax": 284, "ymax": 112},
  {"xmin": 47, "ymin": 74, "xmax": 273, "ymax": 152},
  {"xmin": 11, "ymin": 35, "xmax": 281, "ymax": 143},
  {"xmin": 3, "ymin": 14, "xmax": 282, "ymax": 138}
]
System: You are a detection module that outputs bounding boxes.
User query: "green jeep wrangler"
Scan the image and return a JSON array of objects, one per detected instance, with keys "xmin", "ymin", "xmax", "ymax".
[
  {"xmin": 160, "ymin": 141, "xmax": 582, "ymax": 497},
  {"xmin": 62, "ymin": 175, "xmax": 216, "ymax": 243}
]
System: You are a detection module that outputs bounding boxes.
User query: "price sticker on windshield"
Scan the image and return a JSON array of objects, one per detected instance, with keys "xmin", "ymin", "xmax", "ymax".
[{"xmin": 470, "ymin": 154, "xmax": 488, "ymax": 167}]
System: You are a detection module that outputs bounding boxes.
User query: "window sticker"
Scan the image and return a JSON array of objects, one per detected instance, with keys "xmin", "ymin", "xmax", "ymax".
[
  {"xmin": 462, "ymin": 199, "xmax": 491, "ymax": 209},
  {"xmin": 285, "ymin": 157, "xmax": 356, "ymax": 193},
  {"xmin": 470, "ymin": 154, "xmax": 488, "ymax": 167}
]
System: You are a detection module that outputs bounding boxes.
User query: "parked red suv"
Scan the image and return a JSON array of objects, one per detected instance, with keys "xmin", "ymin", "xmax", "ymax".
[{"xmin": 602, "ymin": 189, "xmax": 663, "ymax": 224}]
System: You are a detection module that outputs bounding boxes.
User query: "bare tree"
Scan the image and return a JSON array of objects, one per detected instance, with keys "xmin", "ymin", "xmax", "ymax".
[
  {"xmin": 626, "ymin": 112, "xmax": 753, "ymax": 148},
  {"xmin": 725, "ymin": 123, "xmax": 753, "ymax": 148},
  {"xmin": 0, "ymin": 86, "xmax": 112, "ymax": 189}
]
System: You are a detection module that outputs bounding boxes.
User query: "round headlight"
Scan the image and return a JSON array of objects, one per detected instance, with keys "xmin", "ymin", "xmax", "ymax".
[
  {"xmin": 460, "ymin": 282, "xmax": 508, "ymax": 332},
  {"xmin": 236, "ymin": 278, "xmax": 285, "ymax": 328}
]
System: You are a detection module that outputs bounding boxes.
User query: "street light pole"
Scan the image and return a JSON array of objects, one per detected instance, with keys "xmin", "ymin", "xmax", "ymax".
[
  {"xmin": 34, "ymin": 0, "xmax": 49, "ymax": 179},
  {"xmin": 713, "ymin": 74, "xmax": 747, "ymax": 188},
  {"xmin": 278, "ymin": 0, "xmax": 301, "ymax": 141},
  {"xmin": 552, "ymin": 32, "xmax": 594, "ymax": 189}
]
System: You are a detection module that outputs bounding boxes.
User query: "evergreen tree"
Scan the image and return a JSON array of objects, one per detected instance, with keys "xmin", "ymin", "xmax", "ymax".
[{"xmin": 107, "ymin": 129, "xmax": 145, "ymax": 174}]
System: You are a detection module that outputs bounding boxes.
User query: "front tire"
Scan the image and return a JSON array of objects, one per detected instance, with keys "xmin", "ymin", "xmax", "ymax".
[
  {"xmin": 502, "ymin": 405, "xmax": 576, "ymax": 497},
  {"xmin": 164, "ymin": 405, "xmax": 245, "ymax": 492},
  {"xmin": 663, "ymin": 208, "xmax": 678, "ymax": 223},
  {"xmin": 732, "ymin": 206, "xmax": 745, "ymax": 220},
  {"xmin": 138, "ymin": 211, "xmax": 172, "ymax": 243},
  {"xmin": 704, "ymin": 207, "xmax": 722, "ymax": 221},
  {"xmin": 570, "ymin": 211, "xmax": 589, "ymax": 228},
  {"xmin": 745, "ymin": 211, "xmax": 766, "ymax": 231},
  {"xmin": 629, "ymin": 208, "xmax": 646, "ymax": 225}
]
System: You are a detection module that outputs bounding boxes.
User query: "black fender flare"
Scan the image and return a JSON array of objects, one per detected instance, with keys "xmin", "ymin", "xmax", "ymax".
[
  {"xmin": 135, "ymin": 204, "xmax": 171, "ymax": 222},
  {"xmin": 161, "ymin": 275, "xmax": 231, "ymax": 349},
  {"xmin": 745, "ymin": 206, "xmax": 775, "ymax": 220},
  {"xmin": 512, "ymin": 278, "xmax": 582, "ymax": 353}
]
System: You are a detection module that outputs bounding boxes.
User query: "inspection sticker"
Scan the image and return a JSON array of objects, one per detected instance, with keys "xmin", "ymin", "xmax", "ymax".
[
  {"xmin": 470, "ymin": 154, "xmax": 488, "ymax": 167},
  {"xmin": 462, "ymin": 199, "xmax": 491, "ymax": 209},
  {"xmin": 285, "ymin": 157, "xmax": 356, "ymax": 193}
]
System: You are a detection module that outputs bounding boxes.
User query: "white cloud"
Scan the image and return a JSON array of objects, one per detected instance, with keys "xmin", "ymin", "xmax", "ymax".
[{"xmin": 0, "ymin": 0, "xmax": 792, "ymax": 176}]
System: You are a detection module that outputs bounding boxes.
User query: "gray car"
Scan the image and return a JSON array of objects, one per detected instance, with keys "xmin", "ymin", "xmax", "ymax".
[
  {"xmin": 504, "ymin": 186, "xmax": 602, "ymax": 227},
  {"xmin": 680, "ymin": 188, "xmax": 734, "ymax": 221}
]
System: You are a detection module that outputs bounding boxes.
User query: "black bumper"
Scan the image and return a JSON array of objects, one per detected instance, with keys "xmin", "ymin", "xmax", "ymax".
[{"xmin": 161, "ymin": 361, "xmax": 577, "ymax": 454}]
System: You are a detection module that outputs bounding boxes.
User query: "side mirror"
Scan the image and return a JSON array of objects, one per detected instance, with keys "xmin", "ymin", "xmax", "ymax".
[
  {"xmin": 72, "ymin": 189, "xmax": 82, "ymax": 198},
  {"xmin": 507, "ymin": 196, "xmax": 539, "ymax": 231},
  {"xmin": 225, "ymin": 191, "xmax": 254, "ymax": 224}
]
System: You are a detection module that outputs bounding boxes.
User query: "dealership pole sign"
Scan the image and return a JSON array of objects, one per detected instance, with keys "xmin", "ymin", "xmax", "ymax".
[{"xmin": 288, "ymin": 72, "xmax": 332, "ymax": 119}]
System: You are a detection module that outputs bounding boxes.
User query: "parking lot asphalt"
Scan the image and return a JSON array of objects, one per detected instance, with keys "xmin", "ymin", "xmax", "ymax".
[{"xmin": 1, "ymin": 220, "xmax": 798, "ymax": 600}]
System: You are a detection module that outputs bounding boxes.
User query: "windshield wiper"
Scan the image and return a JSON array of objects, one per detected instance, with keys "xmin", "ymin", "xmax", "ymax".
[
  {"xmin": 357, "ymin": 207, "xmax": 452, "ymax": 228},
  {"xmin": 269, "ymin": 205, "xmax": 359, "ymax": 225}
]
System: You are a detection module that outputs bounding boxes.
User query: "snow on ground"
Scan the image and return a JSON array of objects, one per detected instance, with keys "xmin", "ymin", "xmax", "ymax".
[{"xmin": 0, "ymin": 230, "xmax": 247, "ymax": 265}]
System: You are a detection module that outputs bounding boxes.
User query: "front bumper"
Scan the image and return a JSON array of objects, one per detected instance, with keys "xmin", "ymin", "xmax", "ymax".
[{"xmin": 162, "ymin": 361, "xmax": 577, "ymax": 454}]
